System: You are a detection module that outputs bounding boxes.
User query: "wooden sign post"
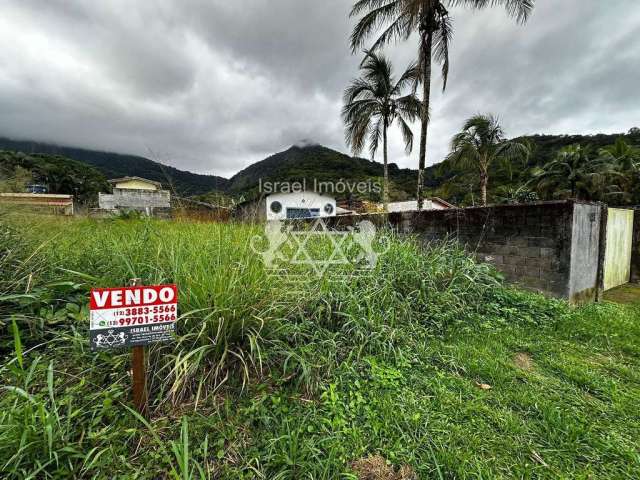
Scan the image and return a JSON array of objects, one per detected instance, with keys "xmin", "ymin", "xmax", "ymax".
[
  {"xmin": 129, "ymin": 278, "xmax": 148, "ymax": 417},
  {"xmin": 89, "ymin": 279, "xmax": 178, "ymax": 418}
]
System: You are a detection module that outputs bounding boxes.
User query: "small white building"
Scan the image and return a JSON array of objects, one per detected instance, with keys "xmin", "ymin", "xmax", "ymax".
[
  {"xmin": 387, "ymin": 197, "xmax": 454, "ymax": 213},
  {"xmin": 97, "ymin": 176, "xmax": 170, "ymax": 216},
  {"xmin": 266, "ymin": 191, "xmax": 337, "ymax": 220},
  {"xmin": 108, "ymin": 177, "xmax": 163, "ymax": 191}
]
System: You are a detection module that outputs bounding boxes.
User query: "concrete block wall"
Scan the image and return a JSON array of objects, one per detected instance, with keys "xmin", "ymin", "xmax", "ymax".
[
  {"xmin": 99, "ymin": 189, "xmax": 170, "ymax": 209},
  {"xmin": 568, "ymin": 203, "xmax": 603, "ymax": 302},
  {"xmin": 325, "ymin": 200, "xmax": 602, "ymax": 302},
  {"xmin": 399, "ymin": 202, "xmax": 575, "ymax": 298}
]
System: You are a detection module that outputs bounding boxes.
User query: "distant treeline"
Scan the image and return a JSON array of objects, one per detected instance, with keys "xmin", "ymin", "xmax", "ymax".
[{"xmin": 425, "ymin": 129, "xmax": 640, "ymax": 206}]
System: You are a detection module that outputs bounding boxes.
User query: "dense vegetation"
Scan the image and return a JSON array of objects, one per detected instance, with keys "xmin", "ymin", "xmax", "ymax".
[
  {"xmin": 0, "ymin": 151, "xmax": 110, "ymax": 203},
  {"xmin": 1, "ymin": 213, "xmax": 639, "ymax": 478},
  {"xmin": 427, "ymin": 129, "xmax": 640, "ymax": 206}
]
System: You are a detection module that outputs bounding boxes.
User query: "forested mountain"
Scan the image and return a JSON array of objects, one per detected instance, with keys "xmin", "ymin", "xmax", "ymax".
[
  {"xmin": 0, "ymin": 138, "xmax": 229, "ymax": 196},
  {"xmin": 228, "ymin": 144, "xmax": 417, "ymax": 201}
]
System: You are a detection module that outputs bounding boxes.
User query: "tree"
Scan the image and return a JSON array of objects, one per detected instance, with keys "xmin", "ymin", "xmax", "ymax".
[
  {"xmin": 494, "ymin": 184, "xmax": 539, "ymax": 204},
  {"xmin": 0, "ymin": 165, "xmax": 32, "ymax": 193},
  {"xmin": 598, "ymin": 137, "xmax": 640, "ymax": 203},
  {"xmin": 445, "ymin": 114, "xmax": 529, "ymax": 205},
  {"xmin": 349, "ymin": 0, "xmax": 534, "ymax": 209},
  {"xmin": 0, "ymin": 151, "xmax": 110, "ymax": 203},
  {"xmin": 532, "ymin": 145, "xmax": 614, "ymax": 201},
  {"xmin": 342, "ymin": 50, "xmax": 421, "ymax": 210}
]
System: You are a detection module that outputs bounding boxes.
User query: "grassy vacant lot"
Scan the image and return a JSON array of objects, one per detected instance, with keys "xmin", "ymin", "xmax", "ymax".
[{"xmin": 1, "ymin": 213, "xmax": 639, "ymax": 479}]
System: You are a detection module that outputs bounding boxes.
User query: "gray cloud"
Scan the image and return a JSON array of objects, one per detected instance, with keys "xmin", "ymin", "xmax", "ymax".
[{"xmin": 0, "ymin": 0, "xmax": 638, "ymax": 178}]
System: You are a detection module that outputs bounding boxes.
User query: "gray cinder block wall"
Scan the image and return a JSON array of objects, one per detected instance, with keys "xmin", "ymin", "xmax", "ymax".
[
  {"xmin": 326, "ymin": 200, "xmax": 604, "ymax": 303},
  {"xmin": 99, "ymin": 189, "xmax": 170, "ymax": 209},
  {"xmin": 97, "ymin": 189, "xmax": 171, "ymax": 217}
]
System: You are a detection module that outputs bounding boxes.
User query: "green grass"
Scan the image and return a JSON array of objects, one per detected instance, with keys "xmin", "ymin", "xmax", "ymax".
[{"xmin": 1, "ymin": 213, "xmax": 639, "ymax": 478}]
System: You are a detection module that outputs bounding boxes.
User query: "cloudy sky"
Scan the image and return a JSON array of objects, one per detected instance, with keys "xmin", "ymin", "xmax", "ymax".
[{"xmin": 1, "ymin": 1, "xmax": 639, "ymax": 178}]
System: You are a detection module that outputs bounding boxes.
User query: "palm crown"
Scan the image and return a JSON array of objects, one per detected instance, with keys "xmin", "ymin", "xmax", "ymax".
[
  {"xmin": 533, "ymin": 145, "xmax": 623, "ymax": 201},
  {"xmin": 446, "ymin": 114, "xmax": 530, "ymax": 205}
]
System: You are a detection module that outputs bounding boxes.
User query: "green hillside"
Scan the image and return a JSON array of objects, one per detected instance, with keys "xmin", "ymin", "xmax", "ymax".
[
  {"xmin": 0, "ymin": 138, "xmax": 229, "ymax": 196},
  {"xmin": 0, "ymin": 150, "xmax": 109, "ymax": 203},
  {"xmin": 228, "ymin": 144, "xmax": 417, "ymax": 201},
  {"xmin": 425, "ymin": 130, "xmax": 640, "ymax": 206}
]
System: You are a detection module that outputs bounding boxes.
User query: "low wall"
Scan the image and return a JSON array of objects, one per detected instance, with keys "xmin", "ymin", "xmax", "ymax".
[
  {"xmin": 401, "ymin": 202, "xmax": 574, "ymax": 299},
  {"xmin": 0, "ymin": 193, "xmax": 74, "ymax": 215},
  {"xmin": 99, "ymin": 189, "xmax": 170, "ymax": 209},
  {"xmin": 324, "ymin": 201, "xmax": 602, "ymax": 302},
  {"xmin": 632, "ymin": 208, "xmax": 640, "ymax": 283},
  {"xmin": 569, "ymin": 203, "xmax": 603, "ymax": 302}
]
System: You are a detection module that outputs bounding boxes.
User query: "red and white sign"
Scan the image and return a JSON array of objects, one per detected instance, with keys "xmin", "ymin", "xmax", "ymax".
[{"xmin": 90, "ymin": 284, "xmax": 178, "ymax": 350}]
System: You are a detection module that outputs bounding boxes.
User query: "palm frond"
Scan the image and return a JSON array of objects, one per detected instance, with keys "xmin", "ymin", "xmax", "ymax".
[
  {"xmin": 350, "ymin": 0, "xmax": 395, "ymax": 17},
  {"xmin": 368, "ymin": 116, "xmax": 384, "ymax": 159},
  {"xmin": 433, "ymin": 8, "xmax": 453, "ymax": 90},
  {"xmin": 393, "ymin": 61, "xmax": 420, "ymax": 94},
  {"xmin": 369, "ymin": 12, "xmax": 413, "ymax": 52},
  {"xmin": 395, "ymin": 94, "xmax": 423, "ymax": 121},
  {"xmin": 396, "ymin": 115, "xmax": 414, "ymax": 154},
  {"xmin": 449, "ymin": 0, "xmax": 534, "ymax": 24},
  {"xmin": 350, "ymin": 0, "xmax": 403, "ymax": 52},
  {"xmin": 360, "ymin": 49, "xmax": 393, "ymax": 93},
  {"xmin": 495, "ymin": 140, "xmax": 529, "ymax": 161},
  {"xmin": 343, "ymin": 78, "xmax": 376, "ymax": 105}
]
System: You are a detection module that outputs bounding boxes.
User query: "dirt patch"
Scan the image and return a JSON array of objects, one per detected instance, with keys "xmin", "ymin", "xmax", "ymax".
[
  {"xmin": 603, "ymin": 284, "xmax": 640, "ymax": 304},
  {"xmin": 351, "ymin": 455, "xmax": 416, "ymax": 480},
  {"xmin": 513, "ymin": 352, "xmax": 534, "ymax": 370}
]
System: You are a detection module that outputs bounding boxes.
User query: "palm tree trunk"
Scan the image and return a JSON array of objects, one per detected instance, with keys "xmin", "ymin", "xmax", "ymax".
[
  {"xmin": 480, "ymin": 171, "xmax": 488, "ymax": 206},
  {"xmin": 383, "ymin": 118, "xmax": 389, "ymax": 212},
  {"xmin": 416, "ymin": 31, "xmax": 433, "ymax": 210}
]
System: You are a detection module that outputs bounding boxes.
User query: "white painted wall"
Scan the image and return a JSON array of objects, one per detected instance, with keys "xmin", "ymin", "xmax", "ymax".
[
  {"xmin": 266, "ymin": 192, "xmax": 336, "ymax": 220},
  {"xmin": 603, "ymin": 208, "xmax": 634, "ymax": 291},
  {"xmin": 387, "ymin": 200, "xmax": 447, "ymax": 212},
  {"xmin": 113, "ymin": 179, "xmax": 158, "ymax": 190}
]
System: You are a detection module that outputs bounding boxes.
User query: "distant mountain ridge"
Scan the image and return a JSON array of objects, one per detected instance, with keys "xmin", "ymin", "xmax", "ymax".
[
  {"xmin": 1, "ymin": 129, "xmax": 637, "ymax": 203},
  {"xmin": 0, "ymin": 137, "xmax": 419, "ymax": 201},
  {"xmin": 0, "ymin": 138, "xmax": 229, "ymax": 196}
]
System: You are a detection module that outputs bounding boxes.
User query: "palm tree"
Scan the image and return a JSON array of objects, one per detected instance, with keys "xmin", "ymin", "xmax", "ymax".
[
  {"xmin": 349, "ymin": 0, "xmax": 535, "ymax": 209},
  {"xmin": 342, "ymin": 50, "xmax": 421, "ymax": 210},
  {"xmin": 494, "ymin": 184, "xmax": 539, "ymax": 204},
  {"xmin": 532, "ymin": 145, "xmax": 614, "ymax": 201},
  {"xmin": 597, "ymin": 138, "xmax": 640, "ymax": 203},
  {"xmin": 445, "ymin": 114, "xmax": 529, "ymax": 205}
]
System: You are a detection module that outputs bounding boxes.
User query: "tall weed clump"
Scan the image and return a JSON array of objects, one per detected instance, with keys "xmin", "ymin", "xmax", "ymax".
[
  {"xmin": 1, "ymin": 216, "xmax": 291, "ymax": 405},
  {"xmin": 262, "ymin": 235, "xmax": 516, "ymax": 392}
]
